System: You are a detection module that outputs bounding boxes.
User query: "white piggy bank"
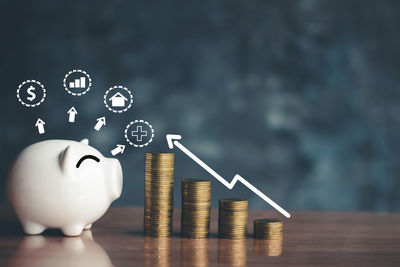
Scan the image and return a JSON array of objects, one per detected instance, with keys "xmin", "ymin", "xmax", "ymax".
[{"xmin": 7, "ymin": 139, "xmax": 123, "ymax": 236}]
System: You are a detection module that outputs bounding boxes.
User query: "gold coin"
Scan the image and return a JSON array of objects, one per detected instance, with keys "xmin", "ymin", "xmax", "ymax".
[
  {"xmin": 144, "ymin": 152, "xmax": 175, "ymax": 237},
  {"xmin": 218, "ymin": 198, "xmax": 248, "ymax": 239},
  {"xmin": 253, "ymin": 218, "xmax": 283, "ymax": 240},
  {"xmin": 180, "ymin": 179, "xmax": 211, "ymax": 239}
]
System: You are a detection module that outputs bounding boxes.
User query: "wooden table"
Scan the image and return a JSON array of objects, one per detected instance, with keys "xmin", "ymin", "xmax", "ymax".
[{"xmin": 1, "ymin": 206, "xmax": 399, "ymax": 266}]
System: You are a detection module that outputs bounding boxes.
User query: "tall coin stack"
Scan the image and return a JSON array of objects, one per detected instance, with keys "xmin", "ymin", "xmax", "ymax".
[
  {"xmin": 181, "ymin": 179, "xmax": 211, "ymax": 238},
  {"xmin": 253, "ymin": 218, "xmax": 283, "ymax": 240},
  {"xmin": 218, "ymin": 198, "xmax": 248, "ymax": 239},
  {"xmin": 144, "ymin": 152, "xmax": 174, "ymax": 237}
]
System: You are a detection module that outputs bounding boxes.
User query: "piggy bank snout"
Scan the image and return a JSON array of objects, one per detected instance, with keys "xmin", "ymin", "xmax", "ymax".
[{"xmin": 107, "ymin": 158, "xmax": 123, "ymax": 201}]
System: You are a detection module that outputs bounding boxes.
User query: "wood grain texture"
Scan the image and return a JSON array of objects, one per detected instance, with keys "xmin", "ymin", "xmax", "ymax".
[{"xmin": 0, "ymin": 206, "xmax": 399, "ymax": 266}]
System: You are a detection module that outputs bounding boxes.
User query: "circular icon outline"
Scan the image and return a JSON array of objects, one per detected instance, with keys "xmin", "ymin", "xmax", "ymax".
[
  {"xmin": 124, "ymin": 120, "xmax": 154, "ymax": 147},
  {"xmin": 17, "ymin": 80, "xmax": 46, "ymax": 107},
  {"xmin": 63, "ymin": 69, "xmax": 92, "ymax": 96},
  {"xmin": 104, "ymin": 85, "xmax": 133, "ymax": 113}
]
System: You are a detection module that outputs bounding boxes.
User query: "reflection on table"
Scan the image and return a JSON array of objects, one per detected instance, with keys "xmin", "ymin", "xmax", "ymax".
[
  {"xmin": 144, "ymin": 236, "xmax": 171, "ymax": 267},
  {"xmin": 253, "ymin": 237, "xmax": 283, "ymax": 257},
  {"xmin": 218, "ymin": 238, "xmax": 247, "ymax": 267},
  {"xmin": 4, "ymin": 208, "xmax": 393, "ymax": 266},
  {"xmin": 7, "ymin": 231, "xmax": 113, "ymax": 267},
  {"xmin": 181, "ymin": 238, "xmax": 208, "ymax": 267}
]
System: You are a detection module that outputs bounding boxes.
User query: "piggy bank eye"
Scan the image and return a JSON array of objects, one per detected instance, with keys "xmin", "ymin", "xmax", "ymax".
[{"xmin": 76, "ymin": 155, "xmax": 100, "ymax": 168}]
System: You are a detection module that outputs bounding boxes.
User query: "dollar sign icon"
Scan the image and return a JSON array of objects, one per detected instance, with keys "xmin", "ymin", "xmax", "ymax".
[{"xmin": 27, "ymin": 85, "xmax": 36, "ymax": 102}]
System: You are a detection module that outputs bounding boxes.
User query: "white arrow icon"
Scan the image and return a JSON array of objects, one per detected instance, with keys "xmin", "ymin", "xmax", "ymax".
[
  {"xmin": 166, "ymin": 134, "xmax": 291, "ymax": 218},
  {"xmin": 111, "ymin": 144, "xmax": 125, "ymax": 156},
  {"xmin": 35, "ymin": 118, "xmax": 45, "ymax": 134},
  {"xmin": 94, "ymin": 116, "xmax": 106, "ymax": 131},
  {"xmin": 67, "ymin": 107, "xmax": 78, "ymax": 123}
]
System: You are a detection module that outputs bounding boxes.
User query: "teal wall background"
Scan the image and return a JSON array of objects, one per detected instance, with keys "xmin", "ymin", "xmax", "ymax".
[{"xmin": 1, "ymin": 0, "xmax": 399, "ymax": 211}]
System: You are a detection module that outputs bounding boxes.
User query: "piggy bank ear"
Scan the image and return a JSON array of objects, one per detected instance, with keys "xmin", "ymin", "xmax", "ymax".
[
  {"xmin": 80, "ymin": 138, "xmax": 89, "ymax": 145},
  {"xmin": 60, "ymin": 145, "xmax": 75, "ymax": 174}
]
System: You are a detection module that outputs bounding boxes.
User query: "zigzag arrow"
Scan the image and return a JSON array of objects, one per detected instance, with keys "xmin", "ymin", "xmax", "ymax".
[{"xmin": 166, "ymin": 134, "xmax": 291, "ymax": 218}]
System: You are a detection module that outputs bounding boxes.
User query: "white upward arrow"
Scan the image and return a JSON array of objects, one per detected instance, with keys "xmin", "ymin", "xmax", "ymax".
[
  {"xmin": 67, "ymin": 107, "xmax": 78, "ymax": 123},
  {"xmin": 111, "ymin": 144, "xmax": 125, "ymax": 156},
  {"xmin": 94, "ymin": 116, "xmax": 106, "ymax": 131},
  {"xmin": 35, "ymin": 118, "xmax": 45, "ymax": 134},
  {"xmin": 166, "ymin": 134, "xmax": 291, "ymax": 218}
]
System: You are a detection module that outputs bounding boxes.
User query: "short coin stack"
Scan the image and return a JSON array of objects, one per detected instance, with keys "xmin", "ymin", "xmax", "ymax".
[
  {"xmin": 144, "ymin": 152, "xmax": 174, "ymax": 237},
  {"xmin": 181, "ymin": 179, "xmax": 211, "ymax": 238},
  {"xmin": 218, "ymin": 198, "xmax": 248, "ymax": 239},
  {"xmin": 253, "ymin": 218, "xmax": 283, "ymax": 240}
]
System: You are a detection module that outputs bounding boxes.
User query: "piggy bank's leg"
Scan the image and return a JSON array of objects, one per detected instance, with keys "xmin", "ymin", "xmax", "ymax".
[
  {"xmin": 61, "ymin": 224, "xmax": 84, "ymax": 236},
  {"xmin": 84, "ymin": 224, "xmax": 92, "ymax": 230},
  {"xmin": 81, "ymin": 230, "xmax": 93, "ymax": 240},
  {"xmin": 22, "ymin": 221, "xmax": 46, "ymax": 235}
]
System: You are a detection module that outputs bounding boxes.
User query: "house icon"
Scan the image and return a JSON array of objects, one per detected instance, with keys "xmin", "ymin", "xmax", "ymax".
[{"xmin": 109, "ymin": 92, "xmax": 128, "ymax": 107}]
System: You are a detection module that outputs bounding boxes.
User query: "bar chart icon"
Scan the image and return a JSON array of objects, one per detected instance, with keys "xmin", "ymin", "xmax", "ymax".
[
  {"xmin": 69, "ymin": 77, "xmax": 86, "ymax": 89},
  {"xmin": 63, "ymin": 69, "xmax": 92, "ymax": 96}
]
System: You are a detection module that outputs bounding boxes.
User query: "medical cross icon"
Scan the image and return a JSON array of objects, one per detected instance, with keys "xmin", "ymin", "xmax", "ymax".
[
  {"xmin": 125, "ymin": 120, "xmax": 154, "ymax": 147},
  {"xmin": 131, "ymin": 126, "xmax": 147, "ymax": 141}
]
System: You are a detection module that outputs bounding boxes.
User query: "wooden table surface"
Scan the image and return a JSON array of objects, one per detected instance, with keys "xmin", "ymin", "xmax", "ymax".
[{"xmin": 0, "ymin": 206, "xmax": 399, "ymax": 266}]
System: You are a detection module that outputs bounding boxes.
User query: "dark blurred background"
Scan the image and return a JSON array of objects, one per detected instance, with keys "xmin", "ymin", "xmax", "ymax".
[{"xmin": 1, "ymin": 0, "xmax": 400, "ymax": 212}]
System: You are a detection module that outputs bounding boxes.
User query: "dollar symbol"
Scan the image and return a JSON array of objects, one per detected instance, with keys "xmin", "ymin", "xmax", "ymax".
[{"xmin": 27, "ymin": 86, "xmax": 36, "ymax": 101}]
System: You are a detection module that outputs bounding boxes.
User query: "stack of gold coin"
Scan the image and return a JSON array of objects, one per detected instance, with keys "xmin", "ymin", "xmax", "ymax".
[
  {"xmin": 181, "ymin": 179, "xmax": 211, "ymax": 238},
  {"xmin": 144, "ymin": 152, "xmax": 174, "ymax": 237},
  {"xmin": 218, "ymin": 198, "xmax": 248, "ymax": 239},
  {"xmin": 253, "ymin": 218, "xmax": 283, "ymax": 240}
]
